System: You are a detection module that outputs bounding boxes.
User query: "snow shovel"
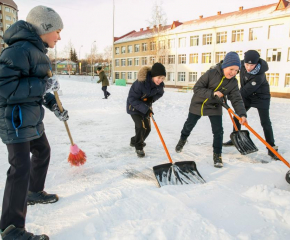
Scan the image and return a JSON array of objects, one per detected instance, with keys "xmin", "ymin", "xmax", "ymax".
[
  {"xmin": 217, "ymin": 97, "xmax": 290, "ymax": 183},
  {"xmin": 150, "ymin": 114, "xmax": 205, "ymax": 187}
]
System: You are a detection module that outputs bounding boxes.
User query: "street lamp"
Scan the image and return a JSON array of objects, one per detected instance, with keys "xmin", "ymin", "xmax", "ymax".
[
  {"xmin": 91, "ymin": 40, "xmax": 96, "ymax": 79},
  {"xmin": 79, "ymin": 45, "xmax": 83, "ymax": 74}
]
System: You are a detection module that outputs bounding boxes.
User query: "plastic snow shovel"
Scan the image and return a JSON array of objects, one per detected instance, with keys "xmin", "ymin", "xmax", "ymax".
[
  {"xmin": 217, "ymin": 97, "xmax": 290, "ymax": 184},
  {"xmin": 151, "ymin": 114, "xmax": 205, "ymax": 187}
]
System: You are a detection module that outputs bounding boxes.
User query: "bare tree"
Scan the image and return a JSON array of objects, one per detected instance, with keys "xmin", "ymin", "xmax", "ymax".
[{"xmin": 103, "ymin": 45, "xmax": 112, "ymax": 78}]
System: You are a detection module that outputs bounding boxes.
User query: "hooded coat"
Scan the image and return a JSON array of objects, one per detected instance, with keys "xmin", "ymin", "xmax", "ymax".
[
  {"xmin": 126, "ymin": 66, "xmax": 164, "ymax": 116},
  {"xmin": 239, "ymin": 59, "xmax": 270, "ymax": 109},
  {"xmin": 97, "ymin": 69, "xmax": 109, "ymax": 86},
  {"xmin": 190, "ymin": 62, "xmax": 246, "ymax": 117},
  {"xmin": 0, "ymin": 20, "xmax": 56, "ymax": 144}
]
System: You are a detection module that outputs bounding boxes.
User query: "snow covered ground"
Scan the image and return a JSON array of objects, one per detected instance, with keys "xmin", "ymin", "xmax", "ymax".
[{"xmin": 1, "ymin": 76, "xmax": 290, "ymax": 240}]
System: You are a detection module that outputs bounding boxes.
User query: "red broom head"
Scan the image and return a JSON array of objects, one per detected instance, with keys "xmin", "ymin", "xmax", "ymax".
[{"xmin": 68, "ymin": 144, "xmax": 87, "ymax": 166}]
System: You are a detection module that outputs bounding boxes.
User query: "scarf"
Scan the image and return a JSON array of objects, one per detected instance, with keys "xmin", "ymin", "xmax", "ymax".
[{"xmin": 248, "ymin": 63, "xmax": 261, "ymax": 75}]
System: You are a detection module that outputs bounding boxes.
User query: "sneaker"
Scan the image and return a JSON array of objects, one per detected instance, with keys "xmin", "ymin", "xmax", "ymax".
[
  {"xmin": 268, "ymin": 146, "xmax": 280, "ymax": 161},
  {"xmin": 130, "ymin": 142, "xmax": 146, "ymax": 147},
  {"xmin": 213, "ymin": 153, "xmax": 223, "ymax": 168},
  {"xmin": 136, "ymin": 149, "xmax": 145, "ymax": 158},
  {"xmin": 27, "ymin": 191, "xmax": 58, "ymax": 206},
  {"xmin": 175, "ymin": 138, "xmax": 187, "ymax": 153},
  {"xmin": 1, "ymin": 225, "xmax": 49, "ymax": 240},
  {"xmin": 223, "ymin": 140, "xmax": 234, "ymax": 147}
]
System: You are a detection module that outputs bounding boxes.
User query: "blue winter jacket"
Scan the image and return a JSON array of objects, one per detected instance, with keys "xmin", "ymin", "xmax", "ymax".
[
  {"xmin": 126, "ymin": 66, "xmax": 164, "ymax": 116},
  {"xmin": 0, "ymin": 20, "xmax": 56, "ymax": 144}
]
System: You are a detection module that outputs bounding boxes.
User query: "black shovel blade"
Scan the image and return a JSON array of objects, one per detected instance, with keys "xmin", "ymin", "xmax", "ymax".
[
  {"xmin": 230, "ymin": 130, "xmax": 258, "ymax": 155},
  {"xmin": 286, "ymin": 170, "xmax": 290, "ymax": 184},
  {"xmin": 153, "ymin": 161, "xmax": 205, "ymax": 187}
]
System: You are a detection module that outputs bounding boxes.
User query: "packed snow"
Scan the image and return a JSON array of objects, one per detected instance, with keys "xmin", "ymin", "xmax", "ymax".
[{"xmin": 0, "ymin": 76, "xmax": 290, "ymax": 240}]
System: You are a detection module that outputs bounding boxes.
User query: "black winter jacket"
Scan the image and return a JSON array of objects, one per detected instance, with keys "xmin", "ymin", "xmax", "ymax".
[
  {"xmin": 240, "ymin": 59, "xmax": 270, "ymax": 109},
  {"xmin": 0, "ymin": 20, "xmax": 56, "ymax": 144},
  {"xmin": 126, "ymin": 66, "xmax": 164, "ymax": 117},
  {"xmin": 190, "ymin": 63, "xmax": 246, "ymax": 117}
]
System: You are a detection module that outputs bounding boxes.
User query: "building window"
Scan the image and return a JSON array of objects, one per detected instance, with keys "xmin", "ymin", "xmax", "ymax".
[
  {"xmin": 6, "ymin": 24, "xmax": 11, "ymax": 29},
  {"xmin": 0, "ymin": 14, "xmax": 2, "ymax": 20},
  {"xmin": 127, "ymin": 45, "xmax": 132, "ymax": 53},
  {"xmin": 236, "ymin": 51, "xmax": 243, "ymax": 59},
  {"xmin": 202, "ymin": 34, "xmax": 212, "ymax": 45},
  {"xmin": 216, "ymin": 51, "xmax": 226, "ymax": 63},
  {"xmin": 115, "ymin": 59, "xmax": 120, "ymax": 67},
  {"xmin": 167, "ymin": 72, "xmax": 175, "ymax": 82},
  {"xmin": 159, "ymin": 56, "xmax": 165, "ymax": 64},
  {"xmin": 266, "ymin": 73, "xmax": 279, "ymax": 86},
  {"xmin": 149, "ymin": 56, "xmax": 155, "ymax": 64},
  {"xmin": 134, "ymin": 58, "xmax": 139, "ymax": 66},
  {"xmin": 216, "ymin": 32, "xmax": 227, "ymax": 44},
  {"xmin": 189, "ymin": 53, "xmax": 198, "ymax": 64},
  {"xmin": 115, "ymin": 72, "xmax": 120, "ymax": 79},
  {"xmin": 285, "ymin": 74, "xmax": 290, "ymax": 87},
  {"xmin": 128, "ymin": 72, "xmax": 132, "ymax": 79},
  {"xmin": 178, "ymin": 54, "xmax": 186, "ymax": 64},
  {"xmin": 115, "ymin": 47, "xmax": 119, "ymax": 55},
  {"xmin": 189, "ymin": 72, "xmax": 198, "ymax": 83},
  {"xmin": 232, "ymin": 30, "xmax": 244, "ymax": 42},
  {"xmin": 5, "ymin": 16, "xmax": 11, "ymax": 21},
  {"xmin": 5, "ymin": 7, "xmax": 10, "ymax": 12},
  {"xmin": 190, "ymin": 36, "xmax": 199, "ymax": 46},
  {"xmin": 256, "ymin": 49, "xmax": 261, "ymax": 55},
  {"xmin": 168, "ymin": 55, "xmax": 175, "ymax": 64},
  {"xmin": 141, "ymin": 57, "xmax": 147, "ymax": 65},
  {"xmin": 134, "ymin": 72, "xmax": 137, "ymax": 80},
  {"xmin": 249, "ymin": 27, "xmax": 262, "ymax": 41},
  {"xmin": 121, "ymin": 72, "xmax": 126, "ymax": 79},
  {"xmin": 178, "ymin": 72, "xmax": 186, "ymax": 82},
  {"xmin": 159, "ymin": 40, "xmax": 165, "ymax": 49},
  {"xmin": 0, "ymin": 30, "xmax": 3, "ymax": 37},
  {"xmin": 168, "ymin": 39, "xmax": 175, "ymax": 48},
  {"xmin": 121, "ymin": 59, "xmax": 126, "ymax": 66},
  {"xmin": 268, "ymin": 24, "xmax": 284, "ymax": 39},
  {"xmin": 150, "ymin": 42, "xmax": 156, "ymax": 51},
  {"xmin": 121, "ymin": 46, "xmax": 126, "ymax": 54},
  {"xmin": 142, "ymin": 43, "xmax": 147, "ymax": 51},
  {"xmin": 202, "ymin": 53, "xmax": 211, "ymax": 63},
  {"xmin": 127, "ymin": 58, "xmax": 132, "ymax": 66},
  {"xmin": 135, "ymin": 44, "xmax": 140, "ymax": 52},
  {"xmin": 266, "ymin": 49, "xmax": 281, "ymax": 62},
  {"xmin": 179, "ymin": 37, "xmax": 186, "ymax": 47}
]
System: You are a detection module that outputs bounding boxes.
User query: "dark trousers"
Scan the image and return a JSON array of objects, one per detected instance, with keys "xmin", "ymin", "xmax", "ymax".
[
  {"xmin": 0, "ymin": 133, "xmax": 50, "ymax": 230},
  {"xmin": 130, "ymin": 114, "xmax": 151, "ymax": 150},
  {"xmin": 233, "ymin": 107, "xmax": 275, "ymax": 146},
  {"xmin": 102, "ymin": 86, "xmax": 110, "ymax": 99},
  {"xmin": 181, "ymin": 112, "xmax": 223, "ymax": 154}
]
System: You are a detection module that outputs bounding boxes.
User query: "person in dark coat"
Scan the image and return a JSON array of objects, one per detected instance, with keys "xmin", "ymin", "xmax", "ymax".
[
  {"xmin": 0, "ymin": 6, "xmax": 68, "ymax": 240},
  {"xmin": 223, "ymin": 50, "xmax": 279, "ymax": 160},
  {"xmin": 127, "ymin": 63, "xmax": 165, "ymax": 158},
  {"xmin": 97, "ymin": 66, "xmax": 111, "ymax": 99},
  {"xmin": 175, "ymin": 52, "xmax": 247, "ymax": 168}
]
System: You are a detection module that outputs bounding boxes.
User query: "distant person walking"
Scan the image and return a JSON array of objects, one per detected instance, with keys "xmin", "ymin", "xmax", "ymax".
[{"xmin": 97, "ymin": 66, "xmax": 111, "ymax": 99}]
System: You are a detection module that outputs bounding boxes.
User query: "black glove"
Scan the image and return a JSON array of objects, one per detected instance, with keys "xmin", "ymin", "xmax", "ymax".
[
  {"xmin": 146, "ymin": 108, "xmax": 154, "ymax": 118},
  {"xmin": 51, "ymin": 104, "xmax": 69, "ymax": 121}
]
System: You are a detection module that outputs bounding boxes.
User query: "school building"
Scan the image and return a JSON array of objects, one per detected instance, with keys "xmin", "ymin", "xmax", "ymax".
[{"xmin": 113, "ymin": 0, "xmax": 290, "ymax": 97}]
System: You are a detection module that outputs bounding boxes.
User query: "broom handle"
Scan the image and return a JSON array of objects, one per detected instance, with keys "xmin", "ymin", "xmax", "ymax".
[
  {"xmin": 151, "ymin": 115, "xmax": 173, "ymax": 163},
  {"xmin": 228, "ymin": 108, "xmax": 290, "ymax": 168}
]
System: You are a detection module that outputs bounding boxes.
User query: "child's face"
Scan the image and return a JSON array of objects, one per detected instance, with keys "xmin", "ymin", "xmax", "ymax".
[
  {"xmin": 152, "ymin": 76, "xmax": 165, "ymax": 85},
  {"xmin": 40, "ymin": 29, "xmax": 62, "ymax": 48},
  {"xmin": 223, "ymin": 65, "xmax": 239, "ymax": 79},
  {"xmin": 244, "ymin": 63, "xmax": 257, "ymax": 73}
]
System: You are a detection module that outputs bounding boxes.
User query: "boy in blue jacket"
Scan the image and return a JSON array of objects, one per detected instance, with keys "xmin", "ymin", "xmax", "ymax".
[{"xmin": 126, "ymin": 63, "xmax": 165, "ymax": 158}]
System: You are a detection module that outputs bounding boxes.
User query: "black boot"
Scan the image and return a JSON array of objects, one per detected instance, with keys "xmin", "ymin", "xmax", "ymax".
[
  {"xmin": 27, "ymin": 191, "xmax": 58, "ymax": 205},
  {"xmin": 1, "ymin": 225, "xmax": 49, "ymax": 240},
  {"xmin": 136, "ymin": 149, "xmax": 145, "ymax": 158},
  {"xmin": 213, "ymin": 153, "xmax": 223, "ymax": 168},
  {"xmin": 268, "ymin": 146, "xmax": 280, "ymax": 161},
  {"xmin": 175, "ymin": 138, "xmax": 187, "ymax": 153},
  {"xmin": 223, "ymin": 139, "xmax": 234, "ymax": 147}
]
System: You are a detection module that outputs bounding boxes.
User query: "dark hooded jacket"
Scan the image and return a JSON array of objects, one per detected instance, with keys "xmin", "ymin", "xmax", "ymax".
[
  {"xmin": 190, "ymin": 62, "xmax": 246, "ymax": 117},
  {"xmin": 0, "ymin": 20, "xmax": 56, "ymax": 144},
  {"xmin": 126, "ymin": 66, "xmax": 164, "ymax": 116},
  {"xmin": 97, "ymin": 69, "xmax": 109, "ymax": 87},
  {"xmin": 240, "ymin": 59, "xmax": 270, "ymax": 109}
]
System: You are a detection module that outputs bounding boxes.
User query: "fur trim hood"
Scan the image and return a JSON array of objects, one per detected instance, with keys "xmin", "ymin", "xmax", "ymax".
[{"xmin": 137, "ymin": 66, "xmax": 151, "ymax": 82}]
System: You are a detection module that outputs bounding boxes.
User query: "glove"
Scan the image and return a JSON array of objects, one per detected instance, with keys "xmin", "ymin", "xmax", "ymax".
[
  {"xmin": 143, "ymin": 97, "xmax": 153, "ymax": 105},
  {"xmin": 45, "ymin": 76, "xmax": 60, "ymax": 93},
  {"xmin": 145, "ymin": 108, "xmax": 154, "ymax": 118},
  {"xmin": 51, "ymin": 104, "xmax": 69, "ymax": 121}
]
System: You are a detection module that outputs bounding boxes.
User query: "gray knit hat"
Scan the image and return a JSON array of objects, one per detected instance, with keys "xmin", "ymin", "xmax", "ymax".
[{"xmin": 26, "ymin": 6, "xmax": 63, "ymax": 35}]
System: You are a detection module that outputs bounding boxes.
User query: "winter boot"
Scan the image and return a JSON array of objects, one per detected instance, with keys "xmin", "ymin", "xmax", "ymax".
[
  {"xmin": 0, "ymin": 225, "xmax": 49, "ymax": 240},
  {"xmin": 27, "ymin": 191, "xmax": 58, "ymax": 205},
  {"xmin": 175, "ymin": 138, "xmax": 187, "ymax": 153},
  {"xmin": 213, "ymin": 153, "xmax": 223, "ymax": 168},
  {"xmin": 268, "ymin": 146, "xmax": 280, "ymax": 161},
  {"xmin": 136, "ymin": 149, "xmax": 145, "ymax": 158},
  {"xmin": 223, "ymin": 139, "xmax": 234, "ymax": 147}
]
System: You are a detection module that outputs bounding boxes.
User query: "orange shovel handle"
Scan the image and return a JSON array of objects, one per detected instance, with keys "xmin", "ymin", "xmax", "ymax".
[{"xmin": 228, "ymin": 111, "xmax": 239, "ymax": 131}]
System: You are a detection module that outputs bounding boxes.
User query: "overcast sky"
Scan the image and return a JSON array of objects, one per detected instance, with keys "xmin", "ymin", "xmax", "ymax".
[{"xmin": 16, "ymin": 0, "xmax": 276, "ymax": 58}]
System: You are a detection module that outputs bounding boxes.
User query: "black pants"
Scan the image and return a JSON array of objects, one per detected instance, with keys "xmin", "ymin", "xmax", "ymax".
[
  {"xmin": 181, "ymin": 112, "xmax": 223, "ymax": 154},
  {"xmin": 130, "ymin": 114, "xmax": 151, "ymax": 150},
  {"xmin": 0, "ymin": 133, "xmax": 51, "ymax": 230},
  {"xmin": 102, "ymin": 86, "xmax": 110, "ymax": 99},
  {"xmin": 233, "ymin": 107, "xmax": 275, "ymax": 146}
]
